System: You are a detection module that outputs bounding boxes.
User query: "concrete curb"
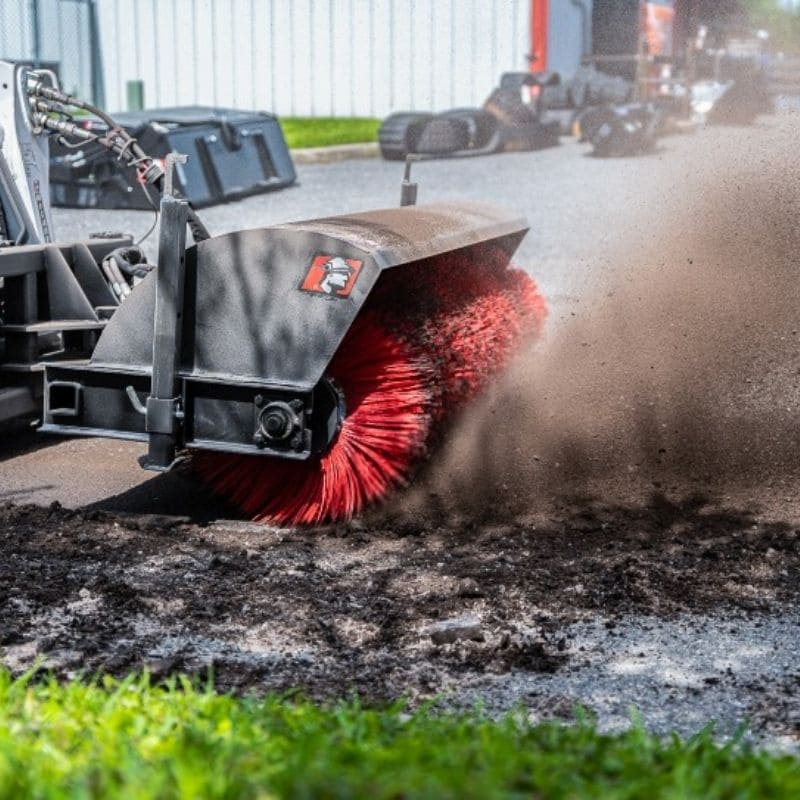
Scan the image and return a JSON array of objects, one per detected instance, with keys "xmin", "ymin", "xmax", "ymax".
[{"xmin": 290, "ymin": 142, "xmax": 380, "ymax": 164}]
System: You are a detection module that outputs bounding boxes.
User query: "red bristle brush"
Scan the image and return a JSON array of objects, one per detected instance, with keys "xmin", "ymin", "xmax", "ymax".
[{"xmin": 194, "ymin": 246, "xmax": 546, "ymax": 526}]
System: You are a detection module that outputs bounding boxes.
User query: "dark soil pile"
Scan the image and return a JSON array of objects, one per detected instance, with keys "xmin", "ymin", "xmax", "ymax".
[{"xmin": 1, "ymin": 496, "xmax": 796, "ymax": 711}]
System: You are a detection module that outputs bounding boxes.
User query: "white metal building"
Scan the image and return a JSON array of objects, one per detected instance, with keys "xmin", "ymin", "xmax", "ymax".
[
  {"xmin": 1, "ymin": 0, "xmax": 592, "ymax": 115},
  {"xmin": 95, "ymin": 0, "xmax": 535, "ymax": 115}
]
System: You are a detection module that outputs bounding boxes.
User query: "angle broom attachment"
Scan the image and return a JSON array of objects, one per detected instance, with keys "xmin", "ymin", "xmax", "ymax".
[{"xmin": 194, "ymin": 245, "xmax": 546, "ymax": 525}]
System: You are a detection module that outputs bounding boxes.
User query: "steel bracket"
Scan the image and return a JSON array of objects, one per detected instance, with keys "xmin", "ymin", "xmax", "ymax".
[{"xmin": 145, "ymin": 396, "xmax": 181, "ymax": 434}]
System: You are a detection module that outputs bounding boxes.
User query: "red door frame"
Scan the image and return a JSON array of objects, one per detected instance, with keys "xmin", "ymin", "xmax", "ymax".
[{"xmin": 529, "ymin": 0, "xmax": 549, "ymax": 72}]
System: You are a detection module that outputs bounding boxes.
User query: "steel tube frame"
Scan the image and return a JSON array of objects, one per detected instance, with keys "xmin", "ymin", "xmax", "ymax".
[{"xmin": 142, "ymin": 193, "xmax": 188, "ymax": 470}]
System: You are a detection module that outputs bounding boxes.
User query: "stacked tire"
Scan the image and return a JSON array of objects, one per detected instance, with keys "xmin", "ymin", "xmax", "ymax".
[
  {"xmin": 378, "ymin": 113, "xmax": 433, "ymax": 161},
  {"xmin": 378, "ymin": 110, "xmax": 498, "ymax": 160}
]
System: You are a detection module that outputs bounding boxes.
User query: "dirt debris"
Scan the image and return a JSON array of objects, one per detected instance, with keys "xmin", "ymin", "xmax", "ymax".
[
  {"xmin": 390, "ymin": 122, "xmax": 800, "ymax": 526},
  {"xmin": 0, "ymin": 495, "xmax": 798, "ymax": 742}
]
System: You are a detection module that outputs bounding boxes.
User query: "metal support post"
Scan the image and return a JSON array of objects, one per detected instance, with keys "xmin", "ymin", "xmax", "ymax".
[
  {"xmin": 143, "ymin": 155, "xmax": 189, "ymax": 470},
  {"xmin": 87, "ymin": 0, "xmax": 106, "ymax": 107},
  {"xmin": 683, "ymin": 36, "xmax": 697, "ymax": 119},
  {"xmin": 30, "ymin": 0, "xmax": 42, "ymax": 67},
  {"xmin": 635, "ymin": 33, "xmax": 647, "ymax": 103},
  {"xmin": 400, "ymin": 155, "xmax": 420, "ymax": 207}
]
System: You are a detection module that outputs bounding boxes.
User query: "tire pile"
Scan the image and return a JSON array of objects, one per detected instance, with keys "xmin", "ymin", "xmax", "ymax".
[
  {"xmin": 379, "ymin": 72, "xmax": 563, "ymax": 161},
  {"xmin": 378, "ymin": 67, "xmax": 659, "ymax": 161}
]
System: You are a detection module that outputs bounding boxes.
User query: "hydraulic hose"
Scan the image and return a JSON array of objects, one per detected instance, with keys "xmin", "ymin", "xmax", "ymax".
[{"xmin": 30, "ymin": 83, "xmax": 211, "ymax": 242}]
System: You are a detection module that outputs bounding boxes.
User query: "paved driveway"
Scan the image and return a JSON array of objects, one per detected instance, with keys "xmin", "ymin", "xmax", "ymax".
[{"xmin": 1, "ymin": 117, "xmax": 796, "ymax": 512}]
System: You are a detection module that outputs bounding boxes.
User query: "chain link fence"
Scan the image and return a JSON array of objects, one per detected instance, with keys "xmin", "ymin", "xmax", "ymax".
[{"xmin": 0, "ymin": 0, "xmax": 104, "ymax": 104}]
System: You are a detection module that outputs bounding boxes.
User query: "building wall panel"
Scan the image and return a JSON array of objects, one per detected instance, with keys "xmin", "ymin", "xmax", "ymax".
[
  {"xmin": 1, "ymin": 2, "xmax": 594, "ymax": 116},
  {"xmin": 549, "ymin": 0, "xmax": 593, "ymax": 76},
  {"xmin": 94, "ymin": 0, "xmax": 532, "ymax": 114}
]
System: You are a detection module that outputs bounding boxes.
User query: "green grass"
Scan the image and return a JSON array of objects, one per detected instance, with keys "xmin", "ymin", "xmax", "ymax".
[
  {"xmin": 280, "ymin": 117, "xmax": 380, "ymax": 149},
  {"xmin": 0, "ymin": 671, "xmax": 797, "ymax": 799}
]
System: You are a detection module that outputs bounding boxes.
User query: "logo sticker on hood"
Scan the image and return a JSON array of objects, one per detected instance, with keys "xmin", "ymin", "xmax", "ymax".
[{"xmin": 300, "ymin": 255, "xmax": 363, "ymax": 299}]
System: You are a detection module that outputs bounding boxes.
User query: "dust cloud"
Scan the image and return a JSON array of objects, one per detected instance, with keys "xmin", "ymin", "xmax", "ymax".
[{"xmin": 390, "ymin": 119, "xmax": 800, "ymax": 523}]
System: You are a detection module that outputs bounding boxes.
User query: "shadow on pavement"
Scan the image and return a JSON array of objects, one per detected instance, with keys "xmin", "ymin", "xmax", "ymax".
[
  {"xmin": 81, "ymin": 469, "xmax": 238, "ymax": 524},
  {"xmin": 0, "ymin": 428, "xmax": 53, "ymax": 460}
]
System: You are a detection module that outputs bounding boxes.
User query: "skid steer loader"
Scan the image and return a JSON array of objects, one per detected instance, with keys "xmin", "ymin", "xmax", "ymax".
[{"xmin": 0, "ymin": 61, "xmax": 543, "ymax": 524}]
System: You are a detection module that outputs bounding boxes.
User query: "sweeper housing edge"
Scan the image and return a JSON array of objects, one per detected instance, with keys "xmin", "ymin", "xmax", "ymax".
[{"xmin": 40, "ymin": 197, "xmax": 527, "ymax": 471}]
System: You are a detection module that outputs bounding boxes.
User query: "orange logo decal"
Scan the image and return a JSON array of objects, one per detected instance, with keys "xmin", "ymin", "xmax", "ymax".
[{"xmin": 300, "ymin": 255, "xmax": 363, "ymax": 299}]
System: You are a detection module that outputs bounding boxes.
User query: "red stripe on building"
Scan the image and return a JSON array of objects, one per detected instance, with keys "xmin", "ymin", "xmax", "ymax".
[{"xmin": 529, "ymin": 0, "xmax": 548, "ymax": 72}]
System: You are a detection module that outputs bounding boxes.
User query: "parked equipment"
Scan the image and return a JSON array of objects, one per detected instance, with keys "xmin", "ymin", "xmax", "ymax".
[
  {"xmin": 767, "ymin": 54, "xmax": 800, "ymax": 110},
  {"xmin": 379, "ymin": 66, "xmax": 653, "ymax": 161},
  {"xmin": 0, "ymin": 60, "xmax": 546, "ymax": 525},
  {"xmin": 379, "ymin": 72, "xmax": 562, "ymax": 160},
  {"xmin": 49, "ymin": 106, "xmax": 296, "ymax": 209},
  {"xmin": 577, "ymin": 102, "xmax": 661, "ymax": 157},
  {"xmin": 536, "ymin": 65, "xmax": 635, "ymax": 134}
]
